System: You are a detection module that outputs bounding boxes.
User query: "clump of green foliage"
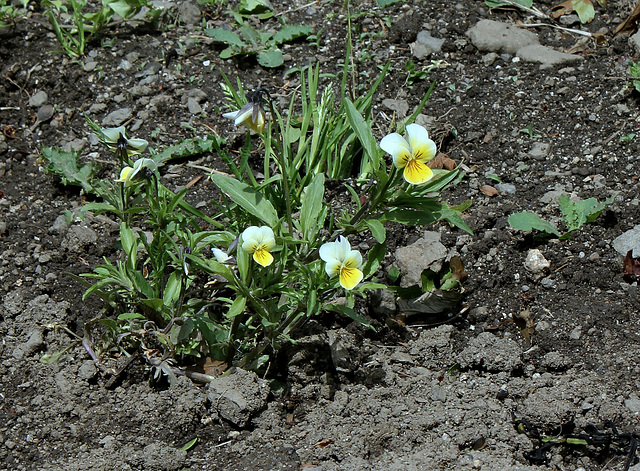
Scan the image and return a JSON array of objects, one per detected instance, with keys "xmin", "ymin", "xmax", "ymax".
[
  {"xmin": 41, "ymin": 53, "xmax": 469, "ymax": 382},
  {"xmin": 508, "ymin": 194, "xmax": 613, "ymax": 239}
]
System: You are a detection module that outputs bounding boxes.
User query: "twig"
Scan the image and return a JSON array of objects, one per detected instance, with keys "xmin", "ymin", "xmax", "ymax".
[{"xmin": 518, "ymin": 23, "xmax": 593, "ymax": 37}]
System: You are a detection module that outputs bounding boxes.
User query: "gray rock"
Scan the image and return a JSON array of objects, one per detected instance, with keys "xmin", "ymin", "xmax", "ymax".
[
  {"xmin": 78, "ymin": 360, "xmax": 98, "ymax": 380},
  {"xmin": 29, "ymin": 90, "xmax": 48, "ymax": 107},
  {"xmin": 495, "ymin": 183, "xmax": 516, "ymax": 194},
  {"xmin": 528, "ymin": 142, "xmax": 551, "ymax": 160},
  {"xmin": 630, "ymin": 31, "xmax": 640, "ymax": 56},
  {"xmin": 141, "ymin": 442, "xmax": 187, "ymax": 471},
  {"xmin": 612, "ymin": 225, "xmax": 640, "ymax": 257},
  {"xmin": 83, "ymin": 61, "xmax": 98, "ymax": 72},
  {"xmin": 370, "ymin": 289, "xmax": 396, "ymax": 317},
  {"xmin": 456, "ymin": 332, "xmax": 522, "ymax": 372},
  {"xmin": 130, "ymin": 85, "xmax": 152, "ymax": 97},
  {"xmin": 12, "ymin": 328, "xmax": 44, "ymax": 359},
  {"xmin": 327, "ymin": 329, "xmax": 357, "ymax": 373},
  {"xmin": 177, "ymin": 0, "xmax": 200, "ymax": 25},
  {"xmin": 624, "ymin": 393, "xmax": 640, "ymax": 413},
  {"xmin": 186, "ymin": 97, "xmax": 202, "ymax": 114},
  {"xmin": 207, "ymin": 368, "xmax": 269, "ymax": 428},
  {"xmin": 136, "ymin": 61, "xmax": 162, "ymax": 78},
  {"xmin": 516, "ymin": 45, "xmax": 584, "ymax": 68},
  {"xmin": 49, "ymin": 214, "xmax": 70, "ymax": 235},
  {"xmin": 541, "ymin": 351, "xmax": 572, "ymax": 370},
  {"xmin": 382, "ymin": 98, "xmax": 409, "ymax": 117},
  {"xmin": 411, "ymin": 31, "xmax": 445, "ymax": 59},
  {"xmin": 467, "ymin": 19, "xmax": 539, "ymax": 54},
  {"xmin": 102, "ymin": 108, "xmax": 132, "ymax": 126},
  {"xmin": 61, "ymin": 225, "xmax": 98, "ymax": 252},
  {"xmin": 524, "ymin": 249, "xmax": 550, "ymax": 276},
  {"xmin": 482, "ymin": 52, "xmax": 500, "ymax": 66},
  {"xmin": 395, "ymin": 231, "xmax": 447, "ymax": 287}
]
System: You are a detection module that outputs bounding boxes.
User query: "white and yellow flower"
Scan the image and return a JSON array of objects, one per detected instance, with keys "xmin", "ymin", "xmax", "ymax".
[
  {"xmin": 241, "ymin": 226, "xmax": 276, "ymax": 267},
  {"xmin": 319, "ymin": 236, "xmax": 364, "ymax": 290},
  {"xmin": 116, "ymin": 158, "xmax": 157, "ymax": 187},
  {"xmin": 380, "ymin": 123, "xmax": 437, "ymax": 185},
  {"xmin": 102, "ymin": 126, "xmax": 149, "ymax": 157},
  {"xmin": 223, "ymin": 103, "xmax": 266, "ymax": 133}
]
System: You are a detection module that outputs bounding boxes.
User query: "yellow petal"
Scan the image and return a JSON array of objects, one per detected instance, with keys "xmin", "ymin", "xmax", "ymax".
[
  {"xmin": 253, "ymin": 249, "xmax": 274, "ymax": 267},
  {"xmin": 339, "ymin": 267, "xmax": 363, "ymax": 290},
  {"xmin": 403, "ymin": 159, "xmax": 433, "ymax": 185}
]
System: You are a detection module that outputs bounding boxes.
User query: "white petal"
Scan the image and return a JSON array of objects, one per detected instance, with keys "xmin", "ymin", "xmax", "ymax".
[
  {"xmin": 242, "ymin": 226, "xmax": 261, "ymax": 246},
  {"xmin": 324, "ymin": 259, "xmax": 341, "ymax": 277},
  {"xmin": 319, "ymin": 241, "xmax": 339, "ymax": 263},
  {"xmin": 222, "ymin": 111, "xmax": 238, "ymax": 120},
  {"xmin": 380, "ymin": 132, "xmax": 410, "ymax": 157},
  {"xmin": 102, "ymin": 126, "xmax": 127, "ymax": 143},
  {"xmin": 212, "ymin": 248, "xmax": 232, "ymax": 264},
  {"xmin": 405, "ymin": 124, "xmax": 430, "ymax": 151},
  {"xmin": 343, "ymin": 250, "xmax": 363, "ymax": 269},
  {"xmin": 256, "ymin": 226, "xmax": 275, "ymax": 250}
]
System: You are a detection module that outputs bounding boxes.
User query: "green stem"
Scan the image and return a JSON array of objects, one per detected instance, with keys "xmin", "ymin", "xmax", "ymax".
[
  {"xmin": 265, "ymin": 100, "xmax": 294, "ymax": 234},
  {"xmin": 349, "ymin": 166, "xmax": 398, "ymax": 228}
]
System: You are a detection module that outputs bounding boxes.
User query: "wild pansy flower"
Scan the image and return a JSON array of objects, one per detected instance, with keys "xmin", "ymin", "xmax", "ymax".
[
  {"xmin": 102, "ymin": 126, "xmax": 149, "ymax": 157},
  {"xmin": 380, "ymin": 123, "xmax": 437, "ymax": 185},
  {"xmin": 212, "ymin": 247, "xmax": 234, "ymax": 264},
  {"xmin": 116, "ymin": 158, "xmax": 157, "ymax": 187},
  {"xmin": 222, "ymin": 88, "xmax": 268, "ymax": 133},
  {"xmin": 241, "ymin": 226, "xmax": 275, "ymax": 267},
  {"xmin": 319, "ymin": 236, "xmax": 364, "ymax": 290}
]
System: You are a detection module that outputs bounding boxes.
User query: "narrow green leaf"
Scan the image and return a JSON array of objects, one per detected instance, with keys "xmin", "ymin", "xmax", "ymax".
[
  {"xmin": 299, "ymin": 174, "xmax": 325, "ymax": 238},
  {"xmin": 163, "ymin": 271, "xmax": 182, "ymax": 307},
  {"xmin": 324, "ymin": 303, "xmax": 375, "ymax": 331},
  {"xmin": 344, "ymin": 99, "xmax": 380, "ymax": 175},
  {"xmin": 211, "ymin": 174, "xmax": 278, "ymax": 226}
]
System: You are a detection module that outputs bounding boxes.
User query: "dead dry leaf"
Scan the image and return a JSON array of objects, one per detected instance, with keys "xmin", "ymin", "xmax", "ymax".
[
  {"xmin": 481, "ymin": 185, "xmax": 499, "ymax": 196},
  {"xmin": 203, "ymin": 358, "xmax": 228, "ymax": 377},
  {"xmin": 551, "ymin": 0, "xmax": 595, "ymax": 23},
  {"xmin": 314, "ymin": 438, "xmax": 333, "ymax": 448},
  {"xmin": 513, "ymin": 310, "xmax": 535, "ymax": 346},
  {"xmin": 429, "ymin": 153, "xmax": 456, "ymax": 170},
  {"xmin": 622, "ymin": 250, "xmax": 640, "ymax": 280},
  {"xmin": 613, "ymin": 0, "xmax": 640, "ymax": 36}
]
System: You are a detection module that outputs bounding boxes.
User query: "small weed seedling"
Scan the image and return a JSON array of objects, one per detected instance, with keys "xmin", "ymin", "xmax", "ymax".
[
  {"xmin": 205, "ymin": 15, "xmax": 312, "ymax": 67},
  {"xmin": 629, "ymin": 60, "xmax": 640, "ymax": 93},
  {"xmin": 0, "ymin": 0, "xmax": 29, "ymax": 28},
  {"xmin": 508, "ymin": 194, "xmax": 613, "ymax": 239}
]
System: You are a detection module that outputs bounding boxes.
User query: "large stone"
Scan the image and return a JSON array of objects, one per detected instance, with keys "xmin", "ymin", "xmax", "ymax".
[
  {"xmin": 394, "ymin": 231, "xmax": 447, "ymax": 287},
  {"xmin": 612, "ymin": 224, "xmax": 640, "ymax": 258},
  {"xmin": 207, "ymin": 368, "xmax": 269, "ymax": 428},
  {"xmin": 516, "ymin": 44, "xmax": 584, "ymax": 67},
  {"xmin": 467, "ymin": 19, "xmax": 539, "ymax": 54}
]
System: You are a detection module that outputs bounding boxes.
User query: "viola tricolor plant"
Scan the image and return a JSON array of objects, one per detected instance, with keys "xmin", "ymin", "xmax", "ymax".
[{"xmin": 40, "ymin": 62, "xmax": 470, "ymax": 382}]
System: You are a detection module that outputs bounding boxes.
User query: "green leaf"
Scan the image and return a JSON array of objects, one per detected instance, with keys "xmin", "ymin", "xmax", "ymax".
[
  {"xmin": 211, "ymin": 174, "xmax": 278, "ymax": 227},
  {"xmin": 257, "ymin": 49, "xmax": 284, "ymax": 68},
  {"xmin": 508, "ymin": 212, "xmax": 561, "ymax": 237},
  {"xmin": 324, "ymin": 303, "xmax": 375, "ymax": 331},
  {"xmin": 573, "ymin": 0, "xmax": 595, "ymax": 24},
  {"xmin": 226, "ymin": 296, "xmax": 247, "ymax": 319},
  {"xmin": 344, "ymin": 99, "xmax": 380, "ymax": 175},
  {"xmin": 163, "ymin": 271, "xmax": 182, "ymax": 307},
  {"xmin": 178, "ymin": 437, "xmax": 198, "ymax": 451},
  {"xmin": 365, "ymin": 219, "xmax": 386, "ymax": 243},
  {"xmin": 376, "ymin": 0, "xmax": 402, "ymax": 6},
  {"xmin": 273, "ymin": 24, "xmax": 313, "ymax": 44},
  {"xmin": 41, "ymin": 147, "xmax": 97, "ymax": 192},
  {"xmin": 205, "ymin": 28, "xmax": 247, "ymax": 48},
  {"xmin": 362, "ymin": 242, "xmax": 386, "ymax": 278},
  {"xmin": 117, "ymin": 312, "xmax": 146, "ymax": 320},
  {"xmin": 299, "ymin": 174, "xmax": 325, "ymax": 239},
  {"xmin": 104, "ymin": 0, "xmax": 135, "ymax": 18}
]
